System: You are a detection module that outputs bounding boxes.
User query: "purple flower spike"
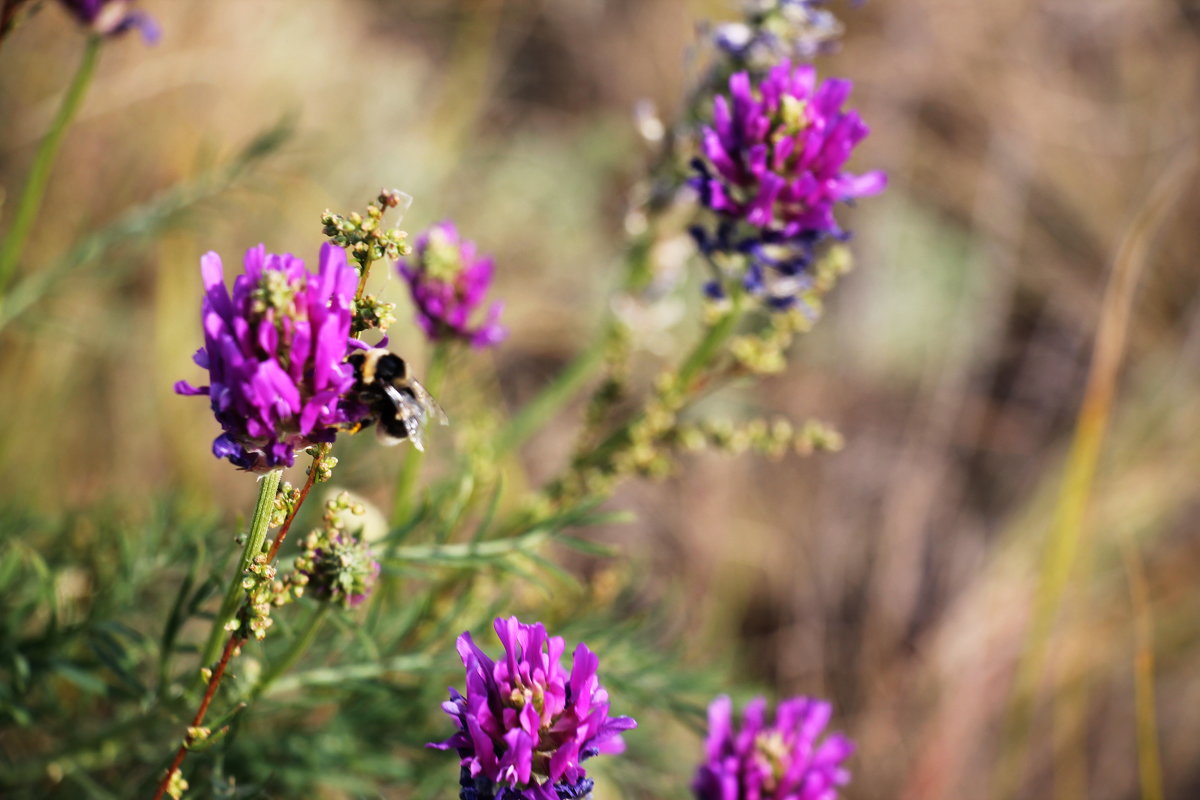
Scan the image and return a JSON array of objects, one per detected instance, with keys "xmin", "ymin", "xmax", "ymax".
[
  {"xmin": 398, "ymin": 222, "xmax": 506, "ymax": 348},
  {"xmin": 175, "ymin": 243, "xmax": 365, "ymax": 471},
  {"xmin": 693, "ymin": 62, "xmax": 885, "ymax": 239},
  {"xmin": 693, "ymin": 695, "xmax": 854, "ymax": 800},
  {"xmin": 689, "ymin": 61, "xmax": 885, "ymax": 307},
  {"xmin": 57, "ymin": 0, "xmax": 160, "ymax": 42},
  {"xmin": 430, "ymin": 616, "xmax": 637, "ymax": 800}
]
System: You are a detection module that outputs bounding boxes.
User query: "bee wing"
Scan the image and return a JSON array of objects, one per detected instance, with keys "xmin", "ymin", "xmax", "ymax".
[
  {"xmin": 402, "ymin": 406, "xmax": 426, "ymax": 452},
  {"xmin": 380, "ymin": 384, "xmax": 427, "ymax": 451},
  {"xmin": 408, "ymin": 378, "xmax": 449, "ymax": 427}
]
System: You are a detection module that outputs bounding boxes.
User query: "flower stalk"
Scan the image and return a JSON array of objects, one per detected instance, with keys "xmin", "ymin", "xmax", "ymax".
[
  {"xmin": 153, "ymin": 633, "xmax": 242, "ymax": 800},
  {"xmin": 0, "ymin": 34, "xmax": 101, "ymax": 296},
  {"xmin": 199, "ymin": 468, "xmax": 282, "ymax": 670}
]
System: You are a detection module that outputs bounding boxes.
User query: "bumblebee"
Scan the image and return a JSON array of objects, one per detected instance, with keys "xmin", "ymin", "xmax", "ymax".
[{"xmin": 346, "ymin": 348, "xmax": 448, "ymax": 451}]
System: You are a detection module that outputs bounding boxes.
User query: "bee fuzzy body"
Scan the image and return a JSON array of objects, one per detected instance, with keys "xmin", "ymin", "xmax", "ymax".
[{"xmin": 346, "ymin": 348, "xmax": 448, "ymax": 451}]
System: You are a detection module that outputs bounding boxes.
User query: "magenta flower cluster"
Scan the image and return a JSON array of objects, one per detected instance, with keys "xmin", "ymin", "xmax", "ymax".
[
  {"xmin": 694, "ymin": 61, "xmax": 884, "ymax": 239},
  {"xmin": 693, "ymin": 695, "xmax": 853, "ymax": 800},
  {"xmin": 58, "ymin": 0, "xmax": 159, "ymax": 41},
  {"xmin": 690, "ymin": 61, "xmax": 885, "ymax": 306},
  {"xmin": 175, "ymin": 244, "xmax": 364, "ymax": 471},
  {"xmin": 398, "ymin": 222, "xmax": 505, "ymax": 348},
  {"xmin": 431, "ymin": 616, "xmax": 637, "ymax": 800}
]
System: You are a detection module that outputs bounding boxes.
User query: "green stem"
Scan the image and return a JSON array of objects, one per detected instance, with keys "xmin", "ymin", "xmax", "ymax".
[
  {"xmin": 248, "ymin": 603, "xmax": 329, "ymax": 701},
  {"xmin": 0, "ymin": 35, "xmax": 101, "ymax": 295},
  {"xmin": 198, "ymin": 468, "xmax": 282, "ymax": 672},
  {"xmin": 494, "ymin": 330, "xmax": 609, "ymax": 456},
  {"xmin": 491, "ymin": 224, "xmax": 658, "ymax": 458},
  {"xmin": 677, "ymin": 300, "xmax": 742, "ymax": 390},
  {"xmin": 390, "ymin": 342, "xmax": 450, "ymax": 526},
  {"xmin": 573, "ymin": 299, "xmax": 743, "ymax": 473}
]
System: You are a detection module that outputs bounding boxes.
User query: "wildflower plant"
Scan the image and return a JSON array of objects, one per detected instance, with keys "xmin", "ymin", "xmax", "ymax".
[{"xmin": 1, "ymin": 1, "xmax": 880, "ymax": 797}]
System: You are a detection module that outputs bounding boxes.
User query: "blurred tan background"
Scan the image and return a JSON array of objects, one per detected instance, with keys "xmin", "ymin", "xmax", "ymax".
[{"xmin": 2, "ymin": 1, "xmax": 1199, "ymax": 798}]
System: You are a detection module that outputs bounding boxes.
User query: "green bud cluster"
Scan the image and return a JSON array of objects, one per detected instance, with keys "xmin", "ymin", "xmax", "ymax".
[
  {"xmin": 730, "ymin": 309, "xmax": 809, "ymax": 375},
  {"xmin": 321, "ymin": 189, "xmax": 413, "ymax": 270},
  {"xmin": 578, "ymin": 325, "xmax": 633, "ymax": 449},
  {"xmin": 305, "ymin": 444, "xmax": 337, "ymax": 482},
  {"xmin": 811, "ymin": 242, "xmax": 852, "ymax": 291},
  {"xmin": 552, "ymin": 366, "xmax": 688, "ymax": 502},
  {"xmin": 271, "ymin": 481, "xmax": 302, "ymax": 528},
  {"xmin": 185, "ymin": 726, "xmax": 211, "ymax": 745},
  {"xmin": 291, "ymin": 492, "xmax": 378, "ymax": 610},
  {"xmin": 351, "ymin": 293, "xmax": 397, "ymax": 335},
  {"xmin": 611, "ymin": 374, "xmax": 687, "ymax": 480},
  {"xmin": 249, "ymin": 267, "xmax": 300, "ymax": 316},
  {"xmin": 672, "ymin": 417, "xmax": 843, "ymax": 459},
  {"xmin": 228, "ymin": 550, "xmax": 298, "ymax": 641}
]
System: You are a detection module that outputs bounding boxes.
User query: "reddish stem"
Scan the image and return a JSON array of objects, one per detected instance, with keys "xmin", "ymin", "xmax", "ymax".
[
  {"xmin": 152, "ymin": 452, "xmax": 322, "ymax": 799},
  {"xmin": 266, "ymin": 454, "xmax": 320, "ymax": 563},
  {"xmin": 152, "ymin": 633, "xmax": 243, "ymax": 800}
]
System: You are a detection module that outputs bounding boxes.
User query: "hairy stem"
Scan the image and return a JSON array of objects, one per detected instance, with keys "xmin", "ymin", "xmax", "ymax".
[
  {"xmin": 198, "ymin": 469, "xmax": 281, "ymax": 675},
  {"xmin": 0, "ymin": 35, "xmax": 101, "ymax": 295}
]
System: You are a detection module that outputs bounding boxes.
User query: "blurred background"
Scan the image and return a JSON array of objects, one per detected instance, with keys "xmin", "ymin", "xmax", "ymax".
[{"xmin": 1, "ymin": 0, "xmax": 1199, "ymax": 798}]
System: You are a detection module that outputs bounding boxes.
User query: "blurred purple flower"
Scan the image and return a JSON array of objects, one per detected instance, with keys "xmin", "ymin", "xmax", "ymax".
[
  {"xmin": 711, "ymin": 1, "xmax": 844, "ymax": 65},
  {"xmin": 398, "ymin": 222, "xmax": 505, "ymax": 348},
  {"xmin": 430, "ymin": 616, "xmax": 637, "ymax": 800},
  {"xmin": 689, "ymin": 61, "xmax": 885, "ymax": 307},
  {"xmin": 175, "ymin": 243, "xmax": 364, "ymax": 471},
  {"xmin": 57, "ymin": 0, "xmax": 159, "ymax": 42},
  {"xmin": 692, "ymin": 61, "xmax": 885, "ymax": 240},
  {"xmin": 693, "ymin": 695, "xmax": 853, "ymax": 800}
]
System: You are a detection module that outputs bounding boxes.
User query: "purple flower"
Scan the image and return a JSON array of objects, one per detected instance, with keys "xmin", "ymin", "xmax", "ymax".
[
  {"xmin": 693, "ymin": 695, "xmax": 853, "ymax": 800},
  {"xmin": 693, "ymin": 61, "xmax": 885, "ymax": 239},
  {"xmin": 430, "ymin": 616, "xmax": 637, "ymax": 800},
  {"xmin": 398, "ymin": 222, "xmax": 505, "ymax": 348},
  {"xmin": 57, "ymin": 0, "xmax": 159, "ymax": 42},
  {"xmin": 689, "ymin": 61, "xmax": 885, "ymax": 307},
  {"xmin": 175, "ymin": 243, "xmax": 364, "ymax": 471}
]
